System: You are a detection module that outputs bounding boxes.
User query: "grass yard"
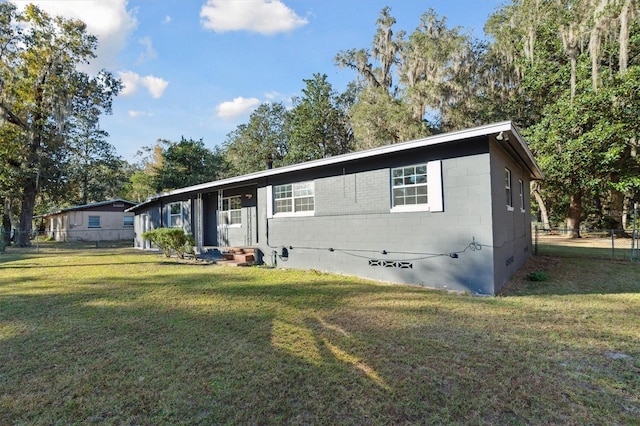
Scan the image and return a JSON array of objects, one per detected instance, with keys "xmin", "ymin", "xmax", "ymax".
[{"xmin": 1, "ymin": 243, "xmax": 639, "ymax": 425}]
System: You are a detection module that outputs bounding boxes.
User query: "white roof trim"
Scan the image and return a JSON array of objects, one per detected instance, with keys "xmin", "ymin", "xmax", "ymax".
[{"xmin": 128, "ymin": 121, "xmax": 542, "ymax": 212}]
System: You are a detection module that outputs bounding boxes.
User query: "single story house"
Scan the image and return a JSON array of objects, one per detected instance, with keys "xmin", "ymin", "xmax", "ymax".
[
  {"xmin": 128, "ymin": 121, "xmax": 542, "ymax": 295},
  {"xmin": 43, "ymin": 199, "xmax": 137, "ymax": 242}
]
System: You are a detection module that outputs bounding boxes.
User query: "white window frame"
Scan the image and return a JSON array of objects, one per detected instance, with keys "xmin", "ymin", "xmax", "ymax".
[
  {"xmin": 271, "ymin": 181, "xmax": 315, "ymax": 217},
  {"xmin": 88, "ymin": 215, "xmax": 101, "ymax": 228},
  {"xmin": 505, "ymin": 168, "xmax": 514, "ymax": 211},
  {"xmin": 218, "ymin": 195, "xmax": 242, "ymax": 227},
  {"xmin": 168, "ymin": 202, "xmax": 182, "ymax": 228},
  {"xmin": 519, "ymin": 179, "xmax": 525, "ymax": 212},
  {"xmin": 390, "ymin": 160, "xmax": 443, "ymax": 213}
]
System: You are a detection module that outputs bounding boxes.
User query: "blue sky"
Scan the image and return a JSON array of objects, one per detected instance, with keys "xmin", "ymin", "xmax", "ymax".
[{"xmin": 10, "ymin": 0, "xmax": 504, "ymax": 162}]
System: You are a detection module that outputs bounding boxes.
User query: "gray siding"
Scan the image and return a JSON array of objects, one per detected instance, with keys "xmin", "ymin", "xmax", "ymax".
[
  {"xmin": 315, "ymin": 170, "xmax": 390, "ymax": 216},
  {"xmin": 489, "ymin": 143, "xmax": 533, "ymax": 292},
  {"xmin": 132, "ymin": 204, "xmax": 162, "ymax": 249},
  {"xmin": 131, "ymin": 125, "xmax": 539, "ymax": 295},
  {"xmin": 257, "ymin": 152, "xmax": 497, "ymax": 294}
]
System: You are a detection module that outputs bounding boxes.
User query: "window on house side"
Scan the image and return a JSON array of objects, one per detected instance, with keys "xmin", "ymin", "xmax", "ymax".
[
  {"xmin": 505, "ymin": 168, "xmax": 513, "ymax": 209},
  {"xmin": 88, "ymin": 215, "xmax": 101, "ymax": 228},
  {"xmin": 390, "ymin": 161, "xmax": 443, "ymax": 213},
  {"xmin": 392, "ymin": 164, "xmax": 428, "ymax": 207},
  {"xmin": 274, "ymin": 182, "xmax": 314, "ymax": 215},
  {"xmin": 219, "ymin": 195, "xmax": 242, "ymax": 225},
  {"xmin": 519, "ymin": 179, "xmax": 525, "ymax": 211},
  {"xmin": 169, "ymin": 202, "xmax": 182, "ymax": 227},
  {"xmin": 123, "ymin": 216, "xmax": 134, "ymax": 227}
]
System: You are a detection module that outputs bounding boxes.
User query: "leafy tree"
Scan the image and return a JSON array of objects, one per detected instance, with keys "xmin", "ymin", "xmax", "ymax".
[
  {"xmin": 336, "ymin": 7, "xmax": 475, "ymax": 147},
  {"xmin": 122, "ymin": 166, "xmax": 155, "ymax": 203},
  {"xmin": 66, "ymin": 125, "xmax": 128, "ymax": 206},
  {"xmin": 349, "ymin": 86, "xmax": 426, "ymax": 149},
  {"xmin": 151, "ymin": 137, "xmax": 227, "ymax": 192},
  {"xmin": 335, "ymin": 7, "xmax": 402, "ymax": 93},
  {"xmin": 223, "ymin": 102, "xmax": 290, "ymax": 175},
  {"xmin": 0, "ymin": 4, "xmax": 120, "ymax": 246},
  {"xmin": 400, "ymin": 9, "xmax": 474, "ymax": 129},
  {"xmin": 286, "ymin": 73, "xmax": 353, "ymax": 163},
  {"xmin": 490, "ymin": 0, "xmax": 640, "ymax": 235}
]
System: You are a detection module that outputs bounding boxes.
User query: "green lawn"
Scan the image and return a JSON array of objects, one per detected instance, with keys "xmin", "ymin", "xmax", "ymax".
[{"xmin": 1, "ymin": 244, "xmax": 639, "ymax": 424}]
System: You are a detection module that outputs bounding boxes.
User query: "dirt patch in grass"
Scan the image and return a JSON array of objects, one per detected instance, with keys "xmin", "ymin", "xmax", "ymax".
[
  {"xmin": 499, "ymin": 254, "xmax": 559, "ymax": 295},
  {"xmin": 537, "ymin": 233, "xmax": 628, "ymax": 248}
]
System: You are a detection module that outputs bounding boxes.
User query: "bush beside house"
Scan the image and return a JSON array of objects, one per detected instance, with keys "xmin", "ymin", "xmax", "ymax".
[{"xmin": 141, "ymin": 228, "xmax": 195, "ymax": 259}]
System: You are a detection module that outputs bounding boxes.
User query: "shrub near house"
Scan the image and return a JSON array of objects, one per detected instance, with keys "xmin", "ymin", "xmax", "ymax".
[{"xmin": 141, "ymin": 228, "xmax": 195, "ymax": 259}]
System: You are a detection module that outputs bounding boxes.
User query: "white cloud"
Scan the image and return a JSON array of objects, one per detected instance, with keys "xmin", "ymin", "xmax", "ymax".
[
  {"xmin": 137, "ymin": 37, "xmax": 157, "ymax": 64},
  {"xmin": 11, "ymin": 0, "xmax": 138, "ymax": 72},
  {"xmin": 163, "ymin": 15, "xmax": 172, "ymax": 24},
  {"xmin": 141, "ymin": 75, "xmax": 169, "ymax": 98},
  {"xmin": 129, "ymin": 110, "xmax": 154, "ymax": 118},
  {"xmin": 119, "ymin": 71, "xmax": 169, "ymax": 99},
  {"xmin": 216, "ymin": 97, "xmax": 260, "ymax": 119},
  {"xmin": 200, "ymin": 0, "xmax": 308, "ymax": 35},
  {"xmin": 264, "ymin": 91, "xmax": 281, "ymax": 100}
]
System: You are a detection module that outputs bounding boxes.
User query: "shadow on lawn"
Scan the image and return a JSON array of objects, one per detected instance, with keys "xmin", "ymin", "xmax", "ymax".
[{"xmin": 2, "ymin": 269, "xmax": 637, "ymax": 424}]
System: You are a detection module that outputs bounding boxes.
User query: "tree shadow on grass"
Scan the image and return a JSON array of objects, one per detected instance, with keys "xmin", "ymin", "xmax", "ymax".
[
  {"xmin": 500, "ymin": 252, "xmax": 640, "ymax": 296},
  {"xmin": 1, "ymin": 257, "xmax": 638, "ymax": 424}
]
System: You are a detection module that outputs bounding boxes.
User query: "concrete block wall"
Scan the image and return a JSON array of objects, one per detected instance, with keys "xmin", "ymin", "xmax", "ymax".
[
  {"xmin": 489, "ymin": 143, "xmax": 533, "ymax": 292},
  {"xmin": 315, "ymin": 169, "xmax": 390, "ymax": 216},
  {"xmin": 257, "ymin": 151, "xmax": 499, "ymax": 294}
]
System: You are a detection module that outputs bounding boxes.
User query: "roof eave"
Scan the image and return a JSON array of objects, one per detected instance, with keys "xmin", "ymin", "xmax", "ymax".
[{"xmin": 126, "ymin": 121, "xmax": 543, "ymax": 212}]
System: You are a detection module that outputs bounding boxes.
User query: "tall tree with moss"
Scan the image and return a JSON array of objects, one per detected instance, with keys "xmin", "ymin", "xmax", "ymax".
[
  {"xmin": 336, "ymin": 7, "xmax": 476, "ymax": 148},
  {"xmin": 486, "ymin": 0, "xmax": 640, "ymax": 235},
  {"xmin": 0, "ymin": 4, "xmax": 121, "ymax": 246}
]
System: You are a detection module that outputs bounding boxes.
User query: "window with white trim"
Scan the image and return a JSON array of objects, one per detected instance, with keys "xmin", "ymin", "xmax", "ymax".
[
  {"xmin": 88, "ymin": 215, "xmax": 101, "ymax": 228},
  {"xmin": 390, "ymin": 160, "xmax": 443, "ymax": 212},
  {"xmin": 274, "ymin": 182, "xmax": 314, "ymax": 215},
  {"xmin": 169, "ymin": 202, "xmax": 182, "ymax": 227},
  {"xmin": 505, "ymin": 168, "xmax": 513, "ymax": 209},
  {"xmin": 519, "ymin": 179, "xmax": 525, "ymax": 211},
  {"xmin": 392, "ymin": 164, "xmax": 428, "ymax": 207},
  {"xmin": 219, "ymin": 195, "xmax": 242, "ymax": 225}
]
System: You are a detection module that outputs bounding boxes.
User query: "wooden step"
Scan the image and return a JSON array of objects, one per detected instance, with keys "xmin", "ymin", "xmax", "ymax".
[
  {"xmin": 222, "ymin": 247, "xmax": 255, "ymax": 254},
  {"xmin": 222, "ymin": 253, "xmax": 255, "ymax": 262},
  {"xmin": 216, "ymin": 247, "xmax": 257, "ymax": 266}
]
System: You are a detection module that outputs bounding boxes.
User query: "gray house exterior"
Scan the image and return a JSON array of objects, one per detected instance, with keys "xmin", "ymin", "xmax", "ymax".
[{"xmin": 128, "ymin": 121, "xmax": 542, "ymax": 295}]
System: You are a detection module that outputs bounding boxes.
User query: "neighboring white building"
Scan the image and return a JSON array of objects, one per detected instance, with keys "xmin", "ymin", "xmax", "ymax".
[{"xmin": 43, "ymin": 199, "xmax": 137, "ymax": 242}]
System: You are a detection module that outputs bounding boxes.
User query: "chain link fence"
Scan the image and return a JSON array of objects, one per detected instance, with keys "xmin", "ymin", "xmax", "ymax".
[
  {"xmin": 1, "ymin": 229, "xmax": 134, "ymax": 252},
  {"xmin": 534, "ymin": 226, "xmax": 640, "ymax": 261}
]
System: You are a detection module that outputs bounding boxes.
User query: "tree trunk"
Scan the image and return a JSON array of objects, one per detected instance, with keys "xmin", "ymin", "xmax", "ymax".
[
  {"xmin": 609, "ymin": 173, "xmax": 625, "ymax": 233},
  {"xmin": 532, "ymin": 188, "xmax": 551, "ymax": 229},
  {"xmin": 16, "ymin": 177, "xmax": 37, "ymax": 247},
  {"xmin": 2, "ymin": 198, "xmax": 11, "ymax": 246},
  {"xmin": 567, "ymin": 192, "xmax": 582, "ymax": 238}
]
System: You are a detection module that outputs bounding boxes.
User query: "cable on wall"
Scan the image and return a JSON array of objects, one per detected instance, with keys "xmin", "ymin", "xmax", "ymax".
[{"xmin": 275, "ymin": 237, "xmax": 489, "ymax": 263}]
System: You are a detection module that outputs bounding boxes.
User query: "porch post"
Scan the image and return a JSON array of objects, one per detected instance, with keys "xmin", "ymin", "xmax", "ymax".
[{"xmin": 196, "ymin": 193, "xmax": 203, "ymax": 250}]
